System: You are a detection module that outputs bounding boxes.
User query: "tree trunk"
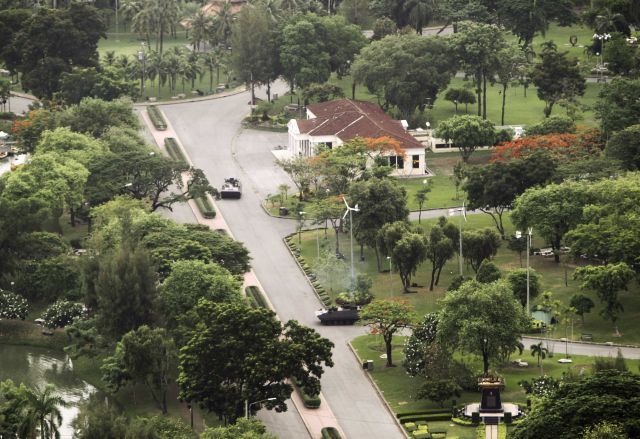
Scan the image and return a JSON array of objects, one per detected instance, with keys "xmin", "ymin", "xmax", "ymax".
[
  {"xmin": 374, "ymin": 246, "xmax": 381, "ymax": 272},
  {"xmin": 334, "ymin": 227, "xmax": 340, "ymax": 255},
  {"xmin": 476, "ymin": 70, "xmax": 482, "ymax": 117},
  {"xmin": 429, "ymin": 264, "xmax": 437, "ymax": 291},
  {"xmin": 501, "ymin": 84, "xmax": 507, "ymax": 125},
  {"xmin": 435, "ymin": 264, "xmax": 444, "ymax": 285},
  {"xmin": 360, "ymin": 243, "xmax": 364, "ymax": 261},
  {"xmin": 384, "ymin": 334, "xmax": 394, "ymax": 367},
  {"xmin": 267, "ymin": 81, "xmax": 271, "ymax": 102},
  {"xmin": 544, "ymin": 101, "xmax": 554, "ymax": 118},
  {"xmin": 482, "ymin": 72, "xmax": 487, "ymax": 120},
  {"xmin": 482, "ymin": 349, "xmax": 490, "ymax": 376}
]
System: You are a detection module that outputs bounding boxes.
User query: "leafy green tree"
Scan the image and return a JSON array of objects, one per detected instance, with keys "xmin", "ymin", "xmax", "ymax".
[
  {"xmin": 569, "ymin": 293, "xmax": 595, "ymax": 324},
  {"xmin": 444, "ymin": 87, "xmax": 476, "ymax": 113},
  {"xmin": 309, "ymin": 196, "xmax": 349, "ymax": 257},
  {"xmin": 418, "ymin": 379, "xmax": 462, "ymax": 408},
  {"xmin": 86, "ymin": 244, "xmax": 157, "ymax": 340},
  {"xmin": 102, "ymin": 326, "xmax": 176, "ymax": 414},
  {"xmin": 512, "ymin": 180, "xmax": 593, "ymax": 263},
  {"xmin": 414, "ymin": 183, "xmax": 431, "ymax": 223},
  {"xmin": 4, "ymin": 4, "xmax": 106, "ymax": 98},
  {"xmin": 438, "ymin": 279, "xmax": 528, "ymax": 375},
  {"xmin": 371, "ymin": 16, "xmax": 397, "ymax": 40},
  {"xmin": 461, "ymin": 228, "xmax": 501, "ymax": 272},
  {"xmin": 159, "ymin": 260, "xmax": 241, "ymax": 328},
  {"xmin": 449, "ymin": 21, "xmax": 506, "ymax": 119},
  {"xmin": 497, "ymin": 0, "xmax": 576, "ymax": 48},
  {"xmin": 435, "ymin": 114, "xmax": 496, "ymax": 163},
  {"xmin": 494, "ymin": 44, "xmax": 527, "ymax": 125},
  {"xmin": 301, "ymin": 83, "xmax": 345, "ymax": 104},
  {"xmin": 8, "ymin": 256, "xmax": 81, "ymax": 302},
  {"xmin": 574, "ymin": 263, "xmax": 634, "ymax": 335},
  {"xmin": 602, "ymin": 32, "xmax": 637, "ymax": 76},
  {"xmin": 531, "ymin": 41, "xmax": 586, "ymax": 118},
  {"xmin": 200, "ymin": 418, "xmax": 276, "ymax": 439},
  {"xmin": 349, "ymin": 178, "xmax": 409, "ymax": 270},
  {"xmin": 391, "ymin": 232, "xmax": 428, "ymax": 292},
  {"xmin": 320, "ymin": 15, "xmax": 367, "ymax": 78},
  {"xmin": 70, "ymin": 397, "xmax": 129, "ymax": 439},
  {"xmin": 476, "ymin": 259, "xmax": 501, "ymax": 283},
  {"xmin": 507, "ymin": 233, "xmax": 527, "ymax": 267},
  {"xmin": 507, "ymin": 268, "xmax": 541, "ymax": 309},
  {"xmin": 525, "ymin": 115, "xmax": 576, "ymax": 135},
  {"xmin": 279, "ymin": 16, "xmax": 331, "ymax": 93},
  {"xmin": 606, "ymin": 124, "xmax": 640, "ymax": 170},
  {"xmin": 359, "ymin": 298, "xmax": 415, "ymax": 367},
  {"xmin": 41, "ymin": 300, "xmax": 85, "ymax": 330},
  {"xmin": 352, "ymin": 33, "xmax": 456, "ymax": 119},
  {"xmin": 426, "ymin": 226, "xmax": 455, "ymax": 291},
  {"xmin": 582, "ymin": 421, "xmax": 629, "ymax": 439},
  {"xmin": 510, "ymin": 370, "xmax": 640, "ymax": 439},
  {"xmin": 595, "ymin": 78, "xmax": 640, "ymax": 136},
  {"xmin": 57, "ymin": 97, "xmax": 139, "ymax": 138},
  {"xmin": 178, "ymin": 301, "xmax": 333, "ymax": 422},
  {"xmin": 275, "ymin": 156, "xmax": 315, "ymax": 201},
  {"xmin": 37, "ymin": 127, "xmax": 107, "ymax": 167}
]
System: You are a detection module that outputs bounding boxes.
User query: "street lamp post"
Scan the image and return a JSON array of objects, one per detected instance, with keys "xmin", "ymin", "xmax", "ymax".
[
  {"xmin": 137, "ymin": 45, "xmax": 146, "ymax": 99},
  {"xmin": 342, "ymin": 197, "xmax": 359, "ymax": 284},
  {"xmin": 593, "ymin": 33, "xmax": 611, "ymax": 83},
  {"xmin": 387, "ymin": 256, "xmax": 392, "ymax": 291},
  {"xmin": 449, "ymin": 204, "xmax": 466, "ymax": 276},
  {"xmin": 298, "ymin": 211, "xmax": 306, "ymax": 245},
  {"xmin": 516, "ymin": 227, "xmax": 533, "ymax": 315},
  {"xmin": 245, "ymin": 397, "xmax": 276, "ymax": 419}
]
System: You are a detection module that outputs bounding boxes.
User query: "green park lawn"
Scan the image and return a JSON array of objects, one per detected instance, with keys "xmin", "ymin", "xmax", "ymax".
[
  {"xmin": 299, "ymin": 211, "xmax": 640, "ymax": 345},
  {"xmin": 351, "ymin": 334, "xmax": 640, "ymax": 414}
]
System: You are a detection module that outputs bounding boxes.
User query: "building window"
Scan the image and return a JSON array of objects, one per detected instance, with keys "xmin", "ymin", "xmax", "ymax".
[
  {"xmin": 325, "ymin": 142, "xmax": 333, "ymax": 150},
  {"xmin": 389, "ymin": 155, "xmax": 404, "ymax": 168},
  {"xmin": 412, "ymin": 155, "xmax": 420, "ymax": 169}
]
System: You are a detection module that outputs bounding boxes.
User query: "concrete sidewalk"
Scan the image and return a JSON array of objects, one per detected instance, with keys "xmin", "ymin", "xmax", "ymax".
[{"xmin": 139, "ymin": 107, "xmax": 345, "ymax": 439}]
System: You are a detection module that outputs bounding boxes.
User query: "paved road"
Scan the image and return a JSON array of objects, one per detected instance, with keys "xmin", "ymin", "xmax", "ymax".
[
  {"xmin": 162, "ymin": 84, "xmax": 405, "ymax": 439},
  {"xmin": 522, "ymin": 336, "xmax": 640, "ymax": 360}
]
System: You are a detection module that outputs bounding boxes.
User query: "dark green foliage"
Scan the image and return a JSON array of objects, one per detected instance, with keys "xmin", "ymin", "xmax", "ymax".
[
  {"xmin": 462, "ymin": 228, "xmax": 501, "ymax": 272},
  {"xmin": 41, "ymin": 300, "xmax": 85, "ymax": 329},
  {"xmin": 444, "ymin": 87, "xmax": 476, "ymax": 113},
  {"xmin": 7, "ymin": 256, "xmax": 80, "ymax": 301},
  {"xmin": 595, "ymin": 78, "xmax": 640, "ymax": 135},
  {"xmin": 418, "ymin": 379, "xmax": 462, "ymax": 408},
  {"xmin": 71, "ymin": 397, "xmax": 129, "ymax": 439},
  {"xmin": 447, "ymin": 275, "xmax": 472, "ymax": 292},
  {"xmin": 476, "ymin": 259, "xmax": 501, "ymax": 283},
  {"xmin": 593, "ymin": 349, "xmax": 628, "ymax": 373},
  {"xmin": 58, "ymin": 97, "xmax": 138, "ymax": 138},
  {"xmin": 246, "ymin": 286, "xmax": 269, "ymax": 309},
  {"xmin": 606, "ymin": 124, "xmax": 640, "ymax": 171},
  {"xmin": 510, "ymin": 370, "xmax": 640, "ymax": 439},
  {"xmin": 194, "ymin": 197, "xmax": 216, "ymax": 219},
  {"xmin": 0, "ymin": 291, "xmax": 29, "ymax": 320},
  {"xmin": 200, "ymin": 418, "xmax": 275, "ymax": 439},
  {"xmin": 147, "ymin": 105, "xmax": 167, "ymax": 131},
  {"xmin": 507, "ymin": 268, "xmax": 542, "ymax": 308},
  {"xmin": 59, "ymin": 67, "xmax": 137, "ymax": 105},
  {"xmin": 293, "ymin": 377, "xmax": 321, "ymax": 408},
  {"xmin": 164, "ymin": 137, "xmax": 187, "ymax": 162},
  {"xmin": 321, "ymin": 427, "xmax": 342, "ymax": 439},
  {"xmin": 12, "ymin": 232, "xmax": 69, "ymax": 260},
  {"xmin": 569, "ymin": 294, "xmax": 595, "ymax": 323},
  {"xmin": 526, "ymin": 116, "xmax": 576, "ymax": 135},
  {"xmin": 177, "ymin": 301, "xmax": 333, "ymax": 422}
]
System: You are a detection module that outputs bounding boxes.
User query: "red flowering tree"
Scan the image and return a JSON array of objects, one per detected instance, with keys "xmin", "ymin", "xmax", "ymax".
[{"xmin": 492, "ymin": 132, "xmax": 601, "ymax": 163}]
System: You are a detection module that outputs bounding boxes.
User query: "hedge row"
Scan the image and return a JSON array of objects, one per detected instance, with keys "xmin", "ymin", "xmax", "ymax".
[
  {"xmin": 195, "ymin": 197, "xmax": 216, "ymax": 219},
  {"xmin": 397, "ymin": 409, "xmax": 451, "ymax": 418},
  {"xmin": 147, "ymin": 105, "xmax": 167, "ymax": 130},
  {"xmin": 164, "ymin": 137, "xmax": 187, "ymax": 162},
  {"xmin": 284, "ymin": 234, "xmax": 332, "ymax": 306},
  {"xmin": 292, "ymin": 377, "xmax": 321, "ymax": 409},
  {"xmin": 246, "ymin": 286, "xmax": 268, "ymax": 309},
  {"xmin": 321, "ymin": 427, "xmax": 342, "ymax": 439},
  {"xmin": 399, "ymin": 413, "xmax": 451, "ymax": 423}
]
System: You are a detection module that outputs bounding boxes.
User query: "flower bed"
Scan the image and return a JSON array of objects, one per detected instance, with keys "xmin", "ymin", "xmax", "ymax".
[
  {"xmin": 147, "ymin": 105, "xmax": 167, "ymax": 130},
  {"xmin": 164, "ymin": 137, "xmax": 187, "ymax": 162},
  {"xmin": 194, "ymin": 196, "xmax": 216, "ymax": 219}
]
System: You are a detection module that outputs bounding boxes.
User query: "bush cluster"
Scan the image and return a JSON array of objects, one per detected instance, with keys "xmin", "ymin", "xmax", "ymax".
[
  {"xmin": 41, "ymin": 299, "xmax": 85, "ymax": 329},
  {"xmin": 292, "ymin": 377, "xmax": 321, "ymax": 409},
  {"xmin": 321, "ymin": 427, "xmax": 342, "ymax": 439},
  {"xmin": 245, "ymin": 286, "xmax": 268, "ymax": 309},
  {"xmin": 285, "ymin": 234, "xmax": 332, "ymax": 306},
  {"xmin": 0, "ymin": 291, "xmax": 29, "ymax": 320},
  {"xmin": 147, "ymin": 105, "xmax": 167, "ymax": 130}
]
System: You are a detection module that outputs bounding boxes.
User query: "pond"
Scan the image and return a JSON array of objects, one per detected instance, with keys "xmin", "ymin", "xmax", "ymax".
[{"xmin": 0, "ymin": 344, "xmax": 97, "ymax": 438}]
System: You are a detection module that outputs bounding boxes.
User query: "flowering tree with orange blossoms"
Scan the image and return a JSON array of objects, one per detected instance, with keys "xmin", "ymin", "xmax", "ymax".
[
  {"xmin": 365, "ymin": 136, "xmax": 406, "ymax": 159},
  {"xmin": 491, "ymin": 132, "xmax": 602, "ymax": 163}
]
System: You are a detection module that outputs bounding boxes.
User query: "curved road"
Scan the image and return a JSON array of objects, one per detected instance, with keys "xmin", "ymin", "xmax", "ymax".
[{"xmin": 162, "ymin": 86, "xmax": 405, "ymax": 439}]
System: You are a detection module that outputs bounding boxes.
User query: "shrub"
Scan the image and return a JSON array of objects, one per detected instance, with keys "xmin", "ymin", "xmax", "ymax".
[
  {"xmin": 195, "ymin": 197, "xmax": 216, "ymax": 219},
  {"xmin": 293, "ymin": 378, "xmax": 321, "ymax": 409},
  {"xmin": 0, "ymin": 111, "xmax": 16, "ymax": 120},
  {"xmin": 404, "ymin": 422, "xmax": 417, "ymax": 432},
  {"xmin": 245, "ymin": 286, "xmax": 268, "ymax": 309},
  {"xmin": 0, "ymin": 291, "xmax": 29, "ymax": 320},
  {"xmin": 320, "ymin": 426, "xmax": 342, "ymax": 439},
  {"xmin": 397, "ymin": 409, "xmax": 451, "ymax": 418},
  {"xmin": 147, "ymin": 105, "xmax": 167, "ymax": 130},
  {"xmin": 397, "ymin": 414, "xmax": 451, "ymax": 423},
  {"xmin": 164, "ymin": 137, "xmax": 187, "ymax": 162},
  {"xmin": 41, "ymin": 300, "xmax": 85, "ymax": 329}
]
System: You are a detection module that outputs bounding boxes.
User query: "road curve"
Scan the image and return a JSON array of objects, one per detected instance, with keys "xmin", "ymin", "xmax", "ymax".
[{"xmin": 161, "ymin": 85, "xmax": 405, "ymax": 439}]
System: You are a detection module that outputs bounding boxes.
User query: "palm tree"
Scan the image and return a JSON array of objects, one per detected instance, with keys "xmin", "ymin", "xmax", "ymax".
[
  {"xmin": 213, "ymin": 1, "xmax": 235, "ymax": 47},
  {"xmin": 190, "ymin": 9, "xmax": 213, "ymax": 51},
  {"xmin": 405, "ymin": 0, "xmax": 436, "ymax": 34},
  {"xmin": 256, "ymin": 0, "xmax": 281, "ymax": 22},
  {"xmin": 24, "ymin": 385, "xmax": 67, "ymax": 439},
  {"xmin": 200, "ymin": 49, "xmax": 225, "ymax": 92},
  {"xmin": 594, "ymin": 7, "xmax": 629, "ymax": 34},
  {"xmin": 102, "ymin": 50, "xmax": 117, "ymax": 67},
  {"xmin": 185, "ymin": 51, "xmax": 201, "ymax": 90},
  {"xmin": 132, "ymin": 6, "xmax": 155, "ymax": 47},
  {"xmin": 119, "ymin": 0, "xmax": 143, "ymax": 31},
  {"xmin": 145, "ymin": 50, "xmax": 161, "ymax": 94},
  {"xmin": 164, "ymin": 49, "xmax": 182, "ymax": 95},
  {"xmin": 530, "ymin": 342, "xmax": 549, "ymax": 375}
]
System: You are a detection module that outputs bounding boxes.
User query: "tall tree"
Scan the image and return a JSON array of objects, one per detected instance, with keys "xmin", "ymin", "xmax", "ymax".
[
  {"xmin": 391, "ymin": 231, "xmax": 428, "ymax": 292},
  {"xmin": 574, "ymin": 263, "xmax": 634, "ymax": 336},
  {"xmin": 497, "ymin": 0, "xmax": 577, "ymax": 47},
  {"xmin": 438, "ymin": 279, "xmax": 528, "ymax": 375},
  {"xmin": 101, "ymin": 326, "xmax": 176, "ymax": 414},
  {"xmin": 352, "ymin": 33, "xmax": 457, "ymax": 119},
  {"xmin": 531, "ymin": 41, "xmax": 586, "ymax": 118},
  {"xmin": 507, "ymin": 268, "xmax": 541, "ymax": 309},
  {"xmin": 595, "ymin": 78, "xmax": 640, "ymax": 139},
  {"xmin": 23, "ymin": 384, "xmax": 67, "ymax": 439},
  {"xmin": 425, "ymin": 226, "xmax": 455, "ymax": 291},
  {"xmin": 449, "ymin": 21, "xmax": 506, "ymax": 119},
  {"xmin": 435, "ymin": 114, "xmax": 496, "ymax": 163},
  {"xmin": 494, "ymin": 44, "xmax": 527, "ymax": 126},
  {"xmin": 462, "ymin": 228, "xmax": 501, "ymax": 272},
  {"xmin": 359, "ymin": 298, "xmax": 415, "ymax": 367},
  {"xmin": 605, "ymin": 124, "xmax": 640, "ymax": 170},
  {"xmin": 177, "ymin": 301, "xmax": 334, "ymax": 422}
]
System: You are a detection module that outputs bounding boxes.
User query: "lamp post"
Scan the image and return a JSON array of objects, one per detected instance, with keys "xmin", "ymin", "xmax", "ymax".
[
  {"xmin": 387, "ymin": 256, "xmax": 392, "ymax": 291},
  {"xmin": 137, "ymin": 44, "xmax": 146, "ymax": 99},
  {"xmin": 298, "ymin": 211, "xmax": 306, "ymax": 245},
  {"xmin": 516, "ymin": 227, "xmax": 533, "ymax": 315},
  {"xmin": 342, "ymin": 197, "xmax": 359, "ymax": 284},
  {"xmin": 449, "ymin": 203, "xmax": 466, "ymax": 276},
  {"xmin": 593, "ymin": 33, "xmax": 611, "ymax": 83},
  {"xmin": 245, "ymin": 397, "xmax": 276, "ymax": 419}
]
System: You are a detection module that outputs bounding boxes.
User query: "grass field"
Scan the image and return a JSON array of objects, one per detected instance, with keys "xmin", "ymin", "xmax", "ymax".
[
  {"xmin": 351, "ymin": 334, "xmax": 640, "ymax": 413},
  {"xmin": 300, "ymin": 211, "xmax": 640, "ymax": 345}
]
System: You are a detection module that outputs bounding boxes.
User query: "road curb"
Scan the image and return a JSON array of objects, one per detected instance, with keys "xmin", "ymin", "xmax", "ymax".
[
  {"xmin": 346, "ymin": 341, "xmax": 409, "ymax": 439},
  {"xmin": 524, "ymin": 335, "xmax": 639, "ymax": 349},
  {"xmin": 133, "ymin": 85, "xmax": 247, "ymax": 107},
  {"xmin": 281, "ymin": 234, "xmax": 327, "ymax": 308}
]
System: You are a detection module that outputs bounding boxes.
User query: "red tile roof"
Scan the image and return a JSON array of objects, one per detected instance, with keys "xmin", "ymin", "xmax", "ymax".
[{"xmin": 299, "ymin": 99, "xmax": 424, "ymax": 150}]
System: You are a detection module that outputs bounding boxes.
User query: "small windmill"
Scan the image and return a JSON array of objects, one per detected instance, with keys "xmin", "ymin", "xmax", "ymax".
[{"xmin": 342, "ymin": 196, "xmax": 359, "ymax": 283}]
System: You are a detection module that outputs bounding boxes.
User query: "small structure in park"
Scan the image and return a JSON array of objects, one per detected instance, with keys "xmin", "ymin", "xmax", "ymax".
[
  {"xmin": 287, "ymin": 99, "xmax": 427, "ymax": 176},
  {"xmin": 479, "ymin": 376, "xmax": 504, "ymax": 413},
  {"xmin": 461, "ymin": 376, "xmax": 521, "ymax": 425}
]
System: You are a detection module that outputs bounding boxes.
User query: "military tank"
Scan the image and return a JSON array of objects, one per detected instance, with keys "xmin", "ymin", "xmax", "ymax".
[
  {"xmin": 315, "ymin": 306, "xmax": 359, "ymax": 325},
  {"xmin": 220, "ymin": 177, "xmax": 242, "ymax": 199}
]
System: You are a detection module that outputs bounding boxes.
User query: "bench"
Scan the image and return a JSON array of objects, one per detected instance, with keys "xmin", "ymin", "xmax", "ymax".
[{"xmin": 581, "ymin": 333, "xmax": 593, "ymax": 341}]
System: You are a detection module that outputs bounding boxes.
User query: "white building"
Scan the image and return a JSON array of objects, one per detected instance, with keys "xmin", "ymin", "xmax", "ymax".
[{"xmin": 287, "ymin": 99, "xmax": 427, "ymax": 176}]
